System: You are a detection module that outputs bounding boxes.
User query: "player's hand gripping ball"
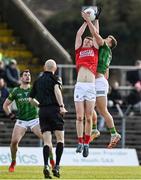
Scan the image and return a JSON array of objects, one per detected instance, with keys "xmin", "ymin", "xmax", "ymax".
[{"xmin": 83, "ymin": 7, "xmax": 96, "ymax": 21}]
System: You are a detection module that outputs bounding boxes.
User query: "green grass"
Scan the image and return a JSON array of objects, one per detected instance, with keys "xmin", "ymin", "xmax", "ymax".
[{"xmin": 0, "ymin": 166, "xmax": 141, "ymax": 179}]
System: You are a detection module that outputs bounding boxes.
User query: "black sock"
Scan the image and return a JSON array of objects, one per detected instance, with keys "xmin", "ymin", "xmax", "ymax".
[
  {"xmin": 56, "ymin": 142, "xmax": 64, "ymax": 166},
  {"xmin": 43, "ymin": 145, "xmax": 49, "ymax": 166}
]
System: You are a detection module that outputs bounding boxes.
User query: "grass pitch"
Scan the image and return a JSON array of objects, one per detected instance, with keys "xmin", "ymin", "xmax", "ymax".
[{"xmin": 0, "ymin": 166, "xmax": 141, "ymax": 179}]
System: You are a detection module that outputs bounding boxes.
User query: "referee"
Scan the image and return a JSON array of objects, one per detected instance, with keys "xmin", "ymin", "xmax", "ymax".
[{"xmin": 29, "ymin": 59, "xmax": 67, "ymax": 179}]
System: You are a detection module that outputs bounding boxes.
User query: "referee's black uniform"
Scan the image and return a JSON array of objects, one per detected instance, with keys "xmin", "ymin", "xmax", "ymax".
[{"xmin": 30, "ymin": 71, "xmax": 64, "ymax": 133}]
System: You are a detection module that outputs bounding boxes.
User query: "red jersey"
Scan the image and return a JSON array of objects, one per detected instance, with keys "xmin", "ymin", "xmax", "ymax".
[{"xmin": 75, "ymin": 47, "xmax": 98, "ymax": 75}]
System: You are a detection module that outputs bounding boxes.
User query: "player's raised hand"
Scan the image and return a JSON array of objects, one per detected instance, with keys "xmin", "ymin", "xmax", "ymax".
[
  {"xmin": 81, "ymin": 11, "xmax": 91, "ymax": 22},
  {"xmin": 95, "ymin": 6, "xmax": 102, "ymax": 19}
]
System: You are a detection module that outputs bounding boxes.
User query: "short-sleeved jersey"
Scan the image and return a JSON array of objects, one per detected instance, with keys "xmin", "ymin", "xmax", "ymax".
[
  {"xmin": 8, "ymin": 87, "xmax": 38, "ymax": 121},
  {"xmin": 75, "ymin": 47, "xmax": 98, "ymax": 75},
  {"xmin": 97, "ymin": 42, "xmax": 112, "ymax": 74},
  {"xmin": 30, "ymin": 71, "xmax": 61, "ymax": 107}
]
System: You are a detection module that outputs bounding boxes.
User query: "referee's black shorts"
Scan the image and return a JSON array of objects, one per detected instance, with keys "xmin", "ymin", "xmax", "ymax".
[{"xmin": 39, "ymin": 105, "xmax": 64, "ymax": 133}]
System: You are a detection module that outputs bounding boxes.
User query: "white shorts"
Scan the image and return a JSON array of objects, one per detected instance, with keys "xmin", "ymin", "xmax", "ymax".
[
  {"xmin": 95, "ymin": 77, "xmax": 109, "ymax": 97},
  {"xmin": 74, "ymin": 82, "xmax": 96, "ymax": 102},
  {"xmin": 15, "ymin": 118, "xmax": 39, "ymax": 130}
]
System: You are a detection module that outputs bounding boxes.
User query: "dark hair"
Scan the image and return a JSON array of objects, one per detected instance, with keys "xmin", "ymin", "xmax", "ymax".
[
  {"xmin": 85, "ymin": 36, "xmax": 93, "ymax": 41},
  {"xmin": 108, "ymin": 35, "xmax": 117, "ymax": 49},
  {"xmin": 20, "ymin": 69, "xmax": 30, "ymax": 77}
]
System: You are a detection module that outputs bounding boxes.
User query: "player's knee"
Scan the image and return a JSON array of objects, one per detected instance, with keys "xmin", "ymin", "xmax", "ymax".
[
  {"xmin": 99, "ymin": 108, "xmax": 108, "ymax": 116},
  {"xmin": 11, "ymin": 139, "xmax": 19, "ymax": 146},
  {"xmin": 85, "ymin": 113, "xmax": 93, "ymax": 122},
  {"xmin": 77, "ymin": 116, "xmax": 83, "ymax": 122},
  {"xmin": 56, "ymin": 136, "xmax": 64, "ymax": 144},
  {"xmin": 55, "ymin": 131, "xmax": 64, "ymax": 143},
  {"xmin": 57, "ymin": 139, "xmax": 64, "ymax": 144},
  {"xmin": 44, "ymin": 142, "xmax": 52, "ymax": 147},
  {"xmin": 85, "ymin": 117, "xmax": 91, "ymax": 124}
]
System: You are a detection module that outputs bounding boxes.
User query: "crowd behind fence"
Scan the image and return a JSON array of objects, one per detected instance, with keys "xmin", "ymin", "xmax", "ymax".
[
  {"xmin": 0, "ymin": 64, "xmax": 141, "ymax": 149},
  {"xmin": 57, "ymin": 64, "xmax": 141, "ymax": 148},
  {"xmin": 57, "ymin": 64, "xmax": 140, "ymax": 88}
]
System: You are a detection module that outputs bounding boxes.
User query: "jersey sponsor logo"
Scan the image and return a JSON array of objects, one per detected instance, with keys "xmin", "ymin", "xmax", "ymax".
[
  {"xmin": 79, "ymin": 50, "xmax": 94, "ymax": 58},
  {"xmin": 17, "ymin": 93, "xmax": 22, "ymax": 97},
  {"xmin": 18, "ymin": 98, "xmax": 29, "ymax": 102}
]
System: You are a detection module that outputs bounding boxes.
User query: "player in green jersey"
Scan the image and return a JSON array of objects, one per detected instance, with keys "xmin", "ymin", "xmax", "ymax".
[
  {"xmin": 82, "ymin": 11, "xmax": 121, "ymax": 148},
  {"xmin": 3, "ymin": 70, "xmax": 54, "ymax": 172}
]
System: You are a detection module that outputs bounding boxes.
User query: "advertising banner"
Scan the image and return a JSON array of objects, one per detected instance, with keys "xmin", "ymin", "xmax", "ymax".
[{"xmin": 0, "ymin": 147, "xmax": 139, "ymax": 166}]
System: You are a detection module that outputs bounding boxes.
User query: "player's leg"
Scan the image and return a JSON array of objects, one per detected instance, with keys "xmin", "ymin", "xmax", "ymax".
[
  {"xmin": 31, "ymin": 121, "xmax": 55, "ymax": 169},
  {"xmin": 31, "ymin": 124, "xmax": 42, "ymax": 138},
  {"xmin": 92, "ymin": 109, "xmax": 98, "ymax": 130},
  {"xmin": 90, "ymin": 109, "xmax": 100, "ymax": 142},
  {"xmin": 75, "ymin": 101, "xmax": 84, "ymax": 153},
  {"xmin": 53, "ymin": 130, "xmax": 64, "ymax": 178},
  {"xmin": 96, "ymin": 96, "xmax": 121, "ymax": 148},
  {"xmin": 83, "ymin": 100, "xmax": 95, "ymax": 157},
  {"xmin": 38, "ymin": 106, "xmax": 53, "ymax": 178},
  {"xmin": 9, "ymin": 123, "xmax": 26, "ymax": 172},
  {"xmin": 95, "ymin": 76, "xmax": 121, "ymax": 148},
  {"xmin": 74, "ymin": 83, "xmax": 85, "ymax": 153},
  {"xmin": 42, "ymin": 131, "xmax": 52, "ymax": 179},
  {"xmin": 90, "ymin": 77, "xmax": 104, "ymax": 141}
]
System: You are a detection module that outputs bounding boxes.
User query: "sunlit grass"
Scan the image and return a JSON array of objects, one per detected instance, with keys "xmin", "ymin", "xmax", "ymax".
[{"xmin": 0, "ymin": 166, "xmax": 141, "ymax": 179}]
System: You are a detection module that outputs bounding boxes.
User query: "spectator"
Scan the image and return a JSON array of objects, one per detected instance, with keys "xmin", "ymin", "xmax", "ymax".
[
  {"xmin": 0, "ymin": 78, "xmax": 9, "ymax": 114},
  {"xmin": 0, "ymin": 60, "xmax": 7, "ymax": 81},
  {"xmin": 5, "ymin": 59, "xmax": 20, "ymax": 88},
  {"xmin": 108, "ymin": 81, "xmax": 123, "ymax": 106},
  {"xmin": 126, "ymin": 60, "xmax": 141, "ymax": 86},
  {"xmin": 126, "ymin": 81, "xmax": 141, "ymax": 115}
]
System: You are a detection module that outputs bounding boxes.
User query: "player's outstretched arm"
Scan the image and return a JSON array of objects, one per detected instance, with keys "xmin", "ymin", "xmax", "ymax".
[
  {"xmin": 104, "ymin": 68, "xmax": 109, "ymax": 79},
  {"xmin": 81, "ymin": 12, "xmax": 104, "ymax": 46},
  {"xmin": 75, "ymin": 22, "xmax": 87, "ymax": 50},
  {"xmin": 94, "ymin": 19, "xmax": 99, "ymax": 34}
]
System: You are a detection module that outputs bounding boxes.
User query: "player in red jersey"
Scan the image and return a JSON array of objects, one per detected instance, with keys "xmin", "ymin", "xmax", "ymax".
[
  {"xmin": 74, "ymin": 13, "xmax": 101, "ymax": 157},
  {"xmin": 82, "ymin": 11, "xmax": 121, "ymax": 148}
]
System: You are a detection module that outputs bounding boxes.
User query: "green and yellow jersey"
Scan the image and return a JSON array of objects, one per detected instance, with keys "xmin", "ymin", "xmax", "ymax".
[
  {"xmin": 8, "ymin": 87, "xmax": 38, "ymax": 121},
  {"xmin": 97, "ymin": 42, "xmax": 112, "ymax": 74}
]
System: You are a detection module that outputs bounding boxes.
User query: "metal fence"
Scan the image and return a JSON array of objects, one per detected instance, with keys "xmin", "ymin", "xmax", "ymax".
[
  {"xmin": 57, "ymin": 64, "xmax": 139, "ymax": 89},
  {"xmin": 57, "ymin": 64, "xmax": 140, "ymax": 148}
]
